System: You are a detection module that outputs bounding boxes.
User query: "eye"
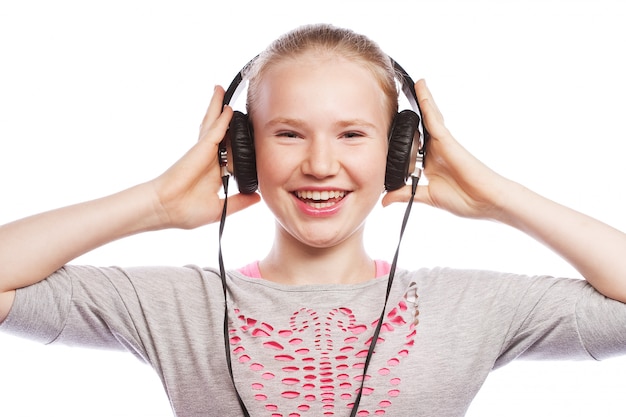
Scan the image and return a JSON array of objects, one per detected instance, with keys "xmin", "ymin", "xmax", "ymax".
[
  {"xmin": 277, "ymin": 131, "xmax": 300, "ymax": 139},
  {"xmin": 341, "ymin": 131, "xmax": 365, "ymax": 139}
]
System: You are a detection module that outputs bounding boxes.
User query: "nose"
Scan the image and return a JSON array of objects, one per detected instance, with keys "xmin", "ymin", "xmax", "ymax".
[{"xmin": 301, "ymin": 137, "xmax": 341, "ymax": 179}]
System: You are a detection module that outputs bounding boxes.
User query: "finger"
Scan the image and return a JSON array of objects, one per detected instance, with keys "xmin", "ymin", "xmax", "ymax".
[
  {"xmin": 381, "ymin": 184, "xmax": 431, "ymax": 207},
  {"xmin": 199, "ymin": 104, "xmax": 233, "ymax": 147},
  {"xmin": 415, "ymin": 79, "xmax": 444, "ymax": 134},
  {"xmin": 415, "ymin": 79, "xmax": 443, "ymax": 121},
  {"xmin": 224, "ymin": 192, "xmax": 262, "ymax": 216},
  {"xmin": 199, "ymin": 85, "xmax": 227, "ymax": 138},
  {"xmin": 176, "ymin": 105, "xmax": 232, "ymax": 176}
]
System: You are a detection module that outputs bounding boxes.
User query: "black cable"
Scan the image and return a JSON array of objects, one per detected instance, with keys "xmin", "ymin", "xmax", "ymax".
[
  {"xmin": 349, "ymin": 174, "xmax": 420, "ymax": 416},
  {"xmin": 218, "ymin": 174, "xmax": 251, "ymax": 417},
  {"xmin": 219, "ymin": 174, "xmax": 420, "ymax": 416}
]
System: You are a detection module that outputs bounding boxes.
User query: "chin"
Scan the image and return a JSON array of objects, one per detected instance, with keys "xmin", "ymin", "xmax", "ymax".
[{"xmin": 289, "ymin": 224, "xmax": 364, "ymax": 250}]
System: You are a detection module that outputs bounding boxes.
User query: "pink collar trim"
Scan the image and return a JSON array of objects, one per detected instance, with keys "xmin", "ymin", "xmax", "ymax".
[{"xmin": 238, "ymin": 260, "xmax": 391, "ymax": 279}]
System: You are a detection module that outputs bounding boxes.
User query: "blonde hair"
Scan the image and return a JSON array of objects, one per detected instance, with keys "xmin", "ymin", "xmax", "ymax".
[{"xmin": 244, "ymin": 24, "xmax": 399, "ymax": 121}]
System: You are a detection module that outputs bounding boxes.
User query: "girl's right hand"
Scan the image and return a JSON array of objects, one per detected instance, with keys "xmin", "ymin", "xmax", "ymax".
[
  {"xmin": 0, "ymin": 86, "xmax": 260, "ymax": 302},
  {"xmin": 149, "ymin": 86, "xmax": 260, "ymax": 230}
]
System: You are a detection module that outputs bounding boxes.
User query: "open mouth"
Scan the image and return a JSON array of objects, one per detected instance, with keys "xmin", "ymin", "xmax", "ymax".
[{"xmin": 294, "ymin": 190, "xmax": 347, "ymax": 209}]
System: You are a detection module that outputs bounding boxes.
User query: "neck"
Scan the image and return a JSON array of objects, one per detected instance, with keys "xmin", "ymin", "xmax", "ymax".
[{"xmin": 260, "ymin": 224, "xmax": 375, "ymax": 285}]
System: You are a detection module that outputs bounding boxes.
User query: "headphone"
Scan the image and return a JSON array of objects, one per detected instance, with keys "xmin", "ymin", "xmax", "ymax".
[
  {"xmin": 216, "ymin": 54, "xmax": 428, "ymax": 417},
  {"xmin": 219, "ymin": 56, "xmax": 427, "ymax": 194}
]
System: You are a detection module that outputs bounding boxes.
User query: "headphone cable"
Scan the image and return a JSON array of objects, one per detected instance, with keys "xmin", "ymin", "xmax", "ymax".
[
  {"xmin": 218, "ymin": 173, "xmax": 420, "ymax": 416},
  {"xmin": 218, "ymin": 173, "xmax": 251, "ymax": 417},
  {"xmin": 348, "ymin": 173, "xmax": 419, "ymax": 416}
]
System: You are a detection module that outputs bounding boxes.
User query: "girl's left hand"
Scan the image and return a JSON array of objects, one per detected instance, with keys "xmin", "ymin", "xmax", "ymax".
[
  {"xmin": 384, "ymin": 81, "xmax": 626, "ymax": 303},
  {"xmin": 382, "ymin": 79, "xmax": 511, "ymax": 223}
]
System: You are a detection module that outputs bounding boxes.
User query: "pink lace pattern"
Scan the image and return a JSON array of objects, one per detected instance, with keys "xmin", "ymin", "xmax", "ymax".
[{"xmin": 228, "ymin": 281, "xmax": 419, "ymax": 416}]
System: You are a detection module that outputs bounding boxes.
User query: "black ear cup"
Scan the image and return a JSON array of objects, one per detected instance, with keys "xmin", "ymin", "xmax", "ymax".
[
  {"xmin": 229, "ymin": 110, "xmax": 258, "ymax": 194},
  {"xmin": 225, "ymin": 58, "xmax": 424, "ymax": 194},
  {"xmin": 385, "ymin": 109, "xmax": 420, "ymax": 191},
  {"xmin": 229, "ymin": 108, "xmax": 419, "ymax": 194},
  {"xmin": 224, "ymin": 56, "xmax": 425, "ymax": 195}
]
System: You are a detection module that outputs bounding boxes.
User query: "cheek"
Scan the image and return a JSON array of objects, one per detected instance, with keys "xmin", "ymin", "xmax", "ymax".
[
  {"xmin": 370, "ymin": 145, "xmax": 391, "ymax": 194},
  {"xmin": 254, "ymin": 144, "xmax": 291, "ymax": 194},
  {"xmin": 349, "ymin": 144, "xmax": 388, "ymax": 184},
  {"xmin": 255, "ymin": 158, "xmax": 276, "ymax": 195}
]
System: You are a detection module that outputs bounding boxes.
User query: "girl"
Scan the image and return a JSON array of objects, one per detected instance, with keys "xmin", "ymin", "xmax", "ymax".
[{"xmin": 1, "ymin": 24, "xmax": 625, "ymax": 417}]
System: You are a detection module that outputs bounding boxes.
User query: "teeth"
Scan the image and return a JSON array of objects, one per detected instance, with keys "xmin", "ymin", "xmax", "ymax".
[
  {"xmin": 295, "ymin": 190, "xmax": 346, "ymax": 201},
  {"xmin": 311, "ymin": 201, "xmax": 334, "ymax": 209}
]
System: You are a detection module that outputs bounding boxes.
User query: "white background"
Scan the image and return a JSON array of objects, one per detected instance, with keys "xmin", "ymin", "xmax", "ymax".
[{"xmin": 1, "ymin": 0, "xmax": 625, "ymax": 416}]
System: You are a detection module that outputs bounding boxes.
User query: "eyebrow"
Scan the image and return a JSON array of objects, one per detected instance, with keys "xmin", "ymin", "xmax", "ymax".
[
  {"xmin": 264, "ymin": 117, "xmax": 379, "ymax": 131},
  {"xmin": 264, "ymin": 117, "xmax": 308, "ymax": 130}
]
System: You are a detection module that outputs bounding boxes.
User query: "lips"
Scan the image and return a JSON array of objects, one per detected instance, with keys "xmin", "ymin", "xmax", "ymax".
[{"xmin": 294, "ymin": 190, "xmax": 347, "ymax": 209}]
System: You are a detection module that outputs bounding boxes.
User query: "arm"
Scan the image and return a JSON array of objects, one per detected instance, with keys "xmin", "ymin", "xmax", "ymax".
[
  {"xmin": 0, "ymin": 86, "xmax": 260, "ymax": 322},
  {"xmin": 383, "ymin": 80, "xmax": 626, "ymax": 302}
]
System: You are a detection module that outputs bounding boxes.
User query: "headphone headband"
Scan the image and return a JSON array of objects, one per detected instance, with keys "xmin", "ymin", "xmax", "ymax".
[
  {"xmin": 222, "ymin": 55, "xmax": 258, "ymax": 108},
  {"xmin": 219, "ymin": 54, "xmax": 428, "ymax": 193},
  {"xmin": 390, "ymin": 59, "xmax": 420, "ymax": 115},
  {"xmin": 223, "ymin": 55, "xmax": 422, "ymax": 114}
]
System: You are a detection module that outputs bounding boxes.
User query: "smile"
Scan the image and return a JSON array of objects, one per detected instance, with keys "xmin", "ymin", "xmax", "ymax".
[{"xmin": 294, "ymin": 190, "xmax": 346, "ymax": 209}]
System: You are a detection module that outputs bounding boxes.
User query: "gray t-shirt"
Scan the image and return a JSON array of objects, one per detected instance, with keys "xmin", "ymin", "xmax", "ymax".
[{"xmin": 2, "ymin": 265, "xmax": 625, "ymax": 416}]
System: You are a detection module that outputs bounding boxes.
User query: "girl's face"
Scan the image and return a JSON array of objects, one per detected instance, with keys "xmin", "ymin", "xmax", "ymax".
[{"xmin": 251, "ymin": 53, "xmax": 391, "ymax": 249}]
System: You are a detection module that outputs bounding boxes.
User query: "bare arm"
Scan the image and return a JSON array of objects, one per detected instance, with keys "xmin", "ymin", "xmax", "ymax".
[
  {"xmin": 495, "ymin": 180, "xmax": 626, "ymax": 302},
  {"xmin": 0, "ymin": 86, "xmax": 260, "ymax": 322},
  {"xmin": 384, "ymin": 80, "xmax": 626, "ymax": 302},
  {"xmin": 0, "ymin": 183, "xmax": 159, "ymax": 322},
  {"xmin": 0, "ymin": 183, "xmax": 160, "ymax": 294}
]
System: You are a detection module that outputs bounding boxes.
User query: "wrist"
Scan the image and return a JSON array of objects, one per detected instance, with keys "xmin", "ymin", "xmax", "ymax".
[
  {"xmin": 486, "ymin": 177, "xmax": 531, "ymax": 226},
  {"xmin": 131, "ymin": 181, "xmax": 173, "ymax": 232}
]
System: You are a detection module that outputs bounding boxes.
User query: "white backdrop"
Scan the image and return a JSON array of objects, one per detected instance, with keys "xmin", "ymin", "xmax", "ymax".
[{"xmin": 1, "ymin": 0, "xmax": 625, "ymax": 416}]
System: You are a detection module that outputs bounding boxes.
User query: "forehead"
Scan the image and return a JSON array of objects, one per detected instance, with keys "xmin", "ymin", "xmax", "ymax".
[{"xmin": 252, "ymin": 53, "xmax": 390, "ymax": 122}]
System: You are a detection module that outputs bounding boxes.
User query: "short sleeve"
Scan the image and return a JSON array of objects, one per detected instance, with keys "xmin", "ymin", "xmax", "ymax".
[
  {"xmin": 576, "ymin": 282, "xmax": 626, "ymax": 360},
  {"xmin": 0, "ymin": 267, "xmax": 73, "ymax": 344},
  {"xmin": 0, "ymin": 265, "xmax": 138, "ymax": 350},
  {"xmin": 495, "ymin": 275, "xmax": 626, "ymax": 365}
]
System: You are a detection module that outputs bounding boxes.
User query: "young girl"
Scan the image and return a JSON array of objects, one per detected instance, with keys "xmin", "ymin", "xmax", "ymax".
[{"xmin": 1, "ymin": 23, "xmax": 625, "ymax": 417}]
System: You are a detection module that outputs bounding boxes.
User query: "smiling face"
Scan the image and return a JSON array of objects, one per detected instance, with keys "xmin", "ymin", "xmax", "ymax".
[{"xmin": 251, "ymin": 52, "xmax": 392, "ymax": 249}]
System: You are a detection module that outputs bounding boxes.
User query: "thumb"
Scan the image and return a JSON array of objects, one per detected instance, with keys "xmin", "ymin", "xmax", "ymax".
[
  {"xmin": 381, "ymin": 183, "xmax": 430, "ymax": 207},
  {"xmin": 225, "ymin": 192, "xmax": 262, "ymax": 216}
]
